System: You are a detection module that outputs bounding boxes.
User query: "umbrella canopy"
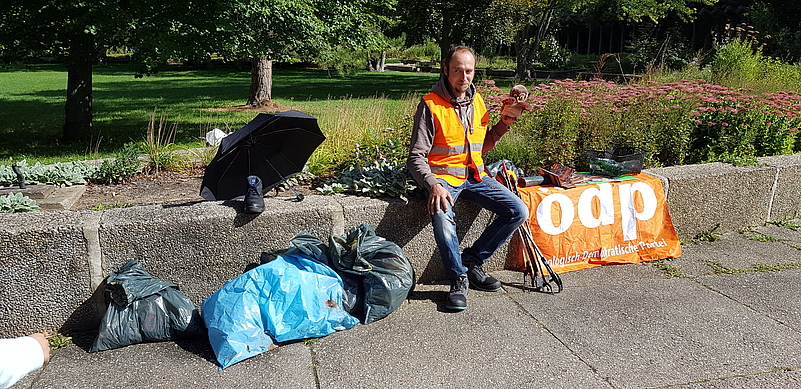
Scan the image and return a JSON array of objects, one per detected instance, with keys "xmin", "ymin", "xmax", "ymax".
[{"xmin": 200, "ymin": 110, "xmax": 325, "ymax": 201}]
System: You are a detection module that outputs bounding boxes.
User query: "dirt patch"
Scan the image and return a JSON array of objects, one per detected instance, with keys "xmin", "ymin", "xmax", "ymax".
[{"xmin": 72, "ymin": 164, "xmax": 319, "ymax": 210}]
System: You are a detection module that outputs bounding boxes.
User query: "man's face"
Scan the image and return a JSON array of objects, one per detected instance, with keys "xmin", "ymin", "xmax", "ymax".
[{"xmin": 445, "ymin": 50, "xmax": 475, "ymax": 99}]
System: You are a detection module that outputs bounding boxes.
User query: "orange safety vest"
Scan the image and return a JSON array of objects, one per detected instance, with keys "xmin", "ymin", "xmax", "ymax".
[{"xmin": 424, "ymin": 91, "xmax": 490, "ymax": 186}]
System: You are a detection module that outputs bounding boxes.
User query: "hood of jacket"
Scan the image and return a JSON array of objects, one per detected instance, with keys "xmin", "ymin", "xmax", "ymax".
[{"xmin": 431, "ymin": 76, "xmax": 477, "ymax": 133}]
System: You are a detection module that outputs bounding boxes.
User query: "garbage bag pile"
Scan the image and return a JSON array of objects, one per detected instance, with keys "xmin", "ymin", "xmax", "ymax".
[
  {"xmin": 90, "ymin": 260, "xmax": 205, "ymax": 352},
  {"xmin": 202, "ymin": 252, "xmax": 360, "ymax": 369},
  {"xmin": 87, "ymin": 224, "xmax": 412, "ymax": 371},
  {"xmin": 263, "ymin": 223, "xmax": 415, "ymax": 324}
]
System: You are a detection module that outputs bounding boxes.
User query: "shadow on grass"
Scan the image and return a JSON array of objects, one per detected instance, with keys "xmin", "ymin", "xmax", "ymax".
[{"xmin": 2, "ymin": 64, "xmax": 439, "ymax": 162}]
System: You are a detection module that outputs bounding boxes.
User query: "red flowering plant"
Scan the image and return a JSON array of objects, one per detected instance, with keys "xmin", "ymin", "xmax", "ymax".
[{"xmin": 477, "ymin": 77, "xmax": 801, "ymax": 173}]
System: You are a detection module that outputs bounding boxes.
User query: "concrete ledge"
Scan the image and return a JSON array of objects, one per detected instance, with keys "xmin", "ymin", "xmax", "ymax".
[{"xmin": 2, "ymin": 154, "xmax": 801, "ymax": 336}]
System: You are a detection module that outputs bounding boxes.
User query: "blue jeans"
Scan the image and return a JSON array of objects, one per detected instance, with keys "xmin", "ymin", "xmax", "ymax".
[{"xmin": 430, "ymin": 176, "xmax": 529, "ymax": 279}]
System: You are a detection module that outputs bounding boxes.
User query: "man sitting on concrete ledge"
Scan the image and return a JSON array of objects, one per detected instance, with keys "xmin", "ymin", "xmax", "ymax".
[{"xmin": 406, "ymin": 45, "xmax": 529, "ymax": 311}]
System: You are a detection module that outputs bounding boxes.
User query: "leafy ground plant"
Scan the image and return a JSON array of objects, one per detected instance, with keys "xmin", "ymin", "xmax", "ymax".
[
  {"xmin": 316, "ymin": 159, "xmax": 417, "ymax": 198},
  {"xmin": 45, "ymin": 331, "xmax": 72, "ymax": 350},
  {"xmin": 0, "ymin": 192, "xmax": 40, "ymax": 213},
  {"xmin": 651, "ymin": 259, "xmax": 685, "ymax": 278},
  {"xmin": 0, "ymin": 160, "xmax": 96, "ymax": 187},
  {"xmin": 691, "ymin": 223, "xmax": 722, "ymax": 242},
  {"xmin": 90, "ymin": 142, "xmax": 141, "ymax": 184},
  {"xmin": 766, "ymin": 218, "xmax": 801, "ymax": 231}
]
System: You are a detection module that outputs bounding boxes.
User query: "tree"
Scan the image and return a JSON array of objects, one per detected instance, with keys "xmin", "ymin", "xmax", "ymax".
[
  {"xmin": 496, "ymin": 0, "xmax": 720, "ymax": 79},
  {"xmin": 397, "ymin": 0, "xmax": 497, "ymax": 62},
  {"xmin": 578, "ymin": 0, "xmax": 718, "ymax": 23},
  {"xmin": 0, "ymin": 1, "xmax": 217, "ymax": 142},
  {"xmin": 744, "ymin": 0, "xmax": 801, "ymax": 61},
  {"xmin": 215, "ymin": 0, "xmax": 395, "ymax": 107}
]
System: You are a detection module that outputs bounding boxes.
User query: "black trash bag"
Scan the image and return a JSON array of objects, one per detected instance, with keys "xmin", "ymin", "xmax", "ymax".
[
  {"xmin": 261, "ymin": 224, "xmax": 414, "ymax": 324},
  {"xmin": 90, "ymin": 260, "xmax": 205, "ymax": 352},
  {"xmin": 326, "ymin": 224, "xmax": 415, "ymax": 324}
]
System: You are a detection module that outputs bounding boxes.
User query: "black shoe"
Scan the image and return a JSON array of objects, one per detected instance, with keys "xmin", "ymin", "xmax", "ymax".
[
  {"xmin": 244, "ymin": 175, "xmax": 265, "ymax": 214},
  {"xmin": 466, "ymin": 263, "xmax": 502, "ymax": 292},
  {"xmin": 445, "ymin": 275, "xmax": 469, "ymax": 311}
]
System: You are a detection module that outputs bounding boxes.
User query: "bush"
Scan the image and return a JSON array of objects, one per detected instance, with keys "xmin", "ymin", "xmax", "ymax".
[
  {"xmin": 317, "ymin": 45, "xmax": 368, "ymax": 76},
  {"xmin": 477, "ymin": 78, "xmax": 801, "ymax": 174},
  {"xmin": 710, "ymin": 38, "xmax": 762, "ymax": 82},
  {"xmin": 90, "ymin": 143, "xmax": 141, "ymax": 184},
  {"xmin": 316, "ymin": 159, "xmax": 417, "ymax": 198},
  {"xmin": 0, "ymin": 192, "xmax": 40, "ymax": 213},
  {"xmin": 625, "ymin": 25, "xmax": 693, "ymax": 71},
  {"xmin": 401, "ymin": 42, "xmax": 440, "ymax": 61},
  {"xmin": 538, "ymin": 36, "xmax": 571, "ymax": 69}
]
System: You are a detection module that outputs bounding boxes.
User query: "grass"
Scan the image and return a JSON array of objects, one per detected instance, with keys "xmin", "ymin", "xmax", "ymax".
[
  {"xmin": 651, "ymin": 259, "xmax": 685, "ymax": 278},
  {"xmin": 766, "ymin": 218, "xmax": 801, "ymax": 231},
  {"xmin": 690, "ymin": 223, "xmax": 722, "ymax": 243},
  {"xmin": 705, "ymin": 259, "xmax": 801, "ymax": 274},
  {"xmin": 91, "ymin": 201, "xmax": 134, "ymax": 211},
  {"xmin": 0, "ymin": 63, "xmax": 439, "ymax": 167}
]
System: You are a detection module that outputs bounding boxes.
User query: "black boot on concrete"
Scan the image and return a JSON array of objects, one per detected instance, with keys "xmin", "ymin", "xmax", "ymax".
[
  {"xmin": 244, "ymin": 175, "xmax": 265, "ymax": 214},
  {"xmin": 445, "ymin": 274, "xmax": 469, "ymax": 311},
  {"xmin": 466, "ymin": 262, "xmax": 502, "ymax": 292}
]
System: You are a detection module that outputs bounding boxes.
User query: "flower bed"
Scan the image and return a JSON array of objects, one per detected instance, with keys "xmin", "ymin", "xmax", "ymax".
[{"xmin": 479, "ymin": 79, "xmax": 801, "ymax": 172}]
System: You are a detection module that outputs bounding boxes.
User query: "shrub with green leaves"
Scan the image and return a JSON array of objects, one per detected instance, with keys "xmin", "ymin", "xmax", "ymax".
[
  {"xmin": 710, "ymin": 38, "xmax": 762, "ymax": 82},
  {"xmin": 0, "ymin": 160, "xmax": 97, "ymax": 188},
  {"xmin": 90, "ymin": 143, "xmax": 142, "ymax": 184},
  {"xmin": 0, "ymin": 192, "xmax": 40, "ymax": 213},
  {"xmin": 538, "ymin": 36, "xmax": 571, "ymax": 69}
]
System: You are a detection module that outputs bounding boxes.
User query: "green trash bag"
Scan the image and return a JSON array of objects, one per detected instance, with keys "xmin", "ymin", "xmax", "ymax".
[
  {"xmin": 262, "ymin": 224, "xmax": 415, "ymax": 324},
  {"xmin": 90, "ymin": 260, "xmax": 205, "ymax": 352}
]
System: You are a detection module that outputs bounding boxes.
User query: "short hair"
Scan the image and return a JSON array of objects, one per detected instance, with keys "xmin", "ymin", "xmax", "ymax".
[{"xmin": 441, "ymin": 45, "xmax": 475, "ymax": 77}]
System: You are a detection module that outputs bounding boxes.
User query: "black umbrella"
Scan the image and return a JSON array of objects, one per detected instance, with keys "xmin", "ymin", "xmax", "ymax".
[{"xmin": 200, "ymin": 110, "xmax": 325, "ymax": 202}]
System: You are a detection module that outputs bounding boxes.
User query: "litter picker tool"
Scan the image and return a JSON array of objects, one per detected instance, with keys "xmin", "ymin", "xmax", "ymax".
[{"xmin": 497, "ymin": 162, "xmax": 563, "ymax": 294}]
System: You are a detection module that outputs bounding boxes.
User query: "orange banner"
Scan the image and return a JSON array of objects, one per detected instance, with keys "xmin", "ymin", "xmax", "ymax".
[{"xmin": 517, "ymin": 173, "xmax": 681, "ymax": 273}]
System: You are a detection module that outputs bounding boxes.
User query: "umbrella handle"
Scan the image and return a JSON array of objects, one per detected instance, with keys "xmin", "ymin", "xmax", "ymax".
[{"xmin": 287, "ymin": 183, "xmax": 304, "ymax": 202}]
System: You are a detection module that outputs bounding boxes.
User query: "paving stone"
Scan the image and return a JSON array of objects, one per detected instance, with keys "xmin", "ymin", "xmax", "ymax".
[
  {"xmin": 697, "ymin": 269, "xmax": 801, "ymax": 332},
  {"xmin": 510, "ymin": 277, "xmax": 801, "ymax": 389},
  {"xmin": 313, "ymin": 295, "xmax": 609, "ymax": 389},
  {"xmin": 24, "ymin": 337, "xmax": 316, "ymax": 389}
]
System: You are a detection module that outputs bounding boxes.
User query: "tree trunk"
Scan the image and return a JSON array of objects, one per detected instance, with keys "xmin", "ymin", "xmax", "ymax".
[
  {"xmin": 247, "ymin": 57, "xmax": 272, "ymax": 106},
  {"xmin": 515, "ymin": 25, "xmax": 533, "ymax": 80},
  {"xmin": 438, "ymin": 9, "xmax": 453, "ymax": 65},
  {"xmin": 533, "ymin": 9, "xmax": 555, "ymax": 61},
  {"xmin": 377, "ymin": 51, "xmax": 386, "ymax": 72},
  {"xmin": 61, "ymin": 34, "xmax": 94, "ymax": 143}
]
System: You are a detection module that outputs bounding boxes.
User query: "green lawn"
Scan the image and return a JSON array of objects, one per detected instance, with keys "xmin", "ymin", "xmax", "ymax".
[{"xmin": 0, "ymin": 63, "xmax": 441, "ymax": 164}]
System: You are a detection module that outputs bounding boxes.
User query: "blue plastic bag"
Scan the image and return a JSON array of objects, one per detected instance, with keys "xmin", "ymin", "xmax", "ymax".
[{"xmin": 201, "ymin": 253, "xmax": 359, "ymax": 369}]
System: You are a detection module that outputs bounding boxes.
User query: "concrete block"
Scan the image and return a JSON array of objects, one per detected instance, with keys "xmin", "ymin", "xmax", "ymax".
[
  {"xmin": 334, "ymin": 196, "xmax": 511, "ymax": 283},
  {"xmin": 759, "ymin": 153, "xmax": 801, "ymax": 220},
  {"xmin": 97, "ymin": 196, "xmax": 339, "ymax": 313},
  {"xmin": 0, "ymin": 210, "xmax": 94, "ymax": 337},
  {"xmin": 36, "ymin": 185, "xmax": 86, "ymax": 210},
  {"xmin": 647, "ymin": 162, "xmax": 777, "ymax": 239}
]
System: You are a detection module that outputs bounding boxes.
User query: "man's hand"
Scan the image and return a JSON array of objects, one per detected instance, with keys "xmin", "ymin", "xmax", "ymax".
[
  {"xmin": 501, "ymin": 104, "xmax": 523, "ymax": 127},
  {"xmin": 428, "ymin": 183, "xmax": 453, "ymax": 215}
]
